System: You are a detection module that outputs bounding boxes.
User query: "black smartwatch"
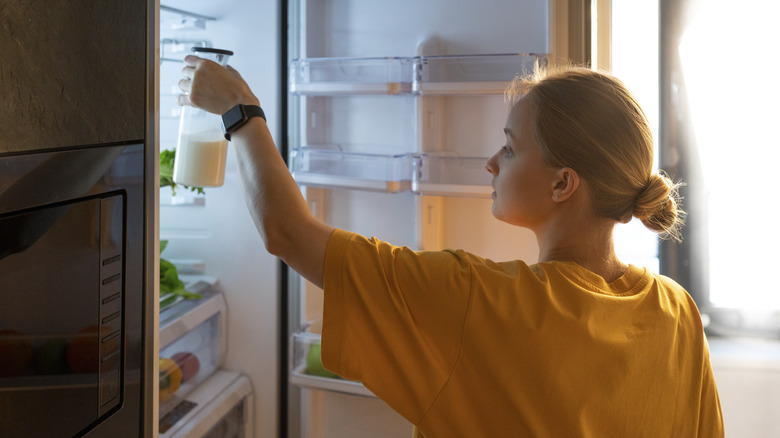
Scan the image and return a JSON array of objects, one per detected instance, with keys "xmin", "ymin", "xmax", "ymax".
[{"xmin": 221, "ymin": 104, "xmax": 266, "ymax": 141}]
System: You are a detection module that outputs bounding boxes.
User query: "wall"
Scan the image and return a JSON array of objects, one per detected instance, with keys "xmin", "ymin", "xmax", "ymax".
[{"xmin": 709, "ymin": 338, "xmax": 780, "ymax": 437}]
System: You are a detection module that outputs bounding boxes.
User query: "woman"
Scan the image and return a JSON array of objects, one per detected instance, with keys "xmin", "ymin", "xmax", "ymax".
[{"xmin": 179, "ymin": 59, "xmax": 723, "ymax": 437}]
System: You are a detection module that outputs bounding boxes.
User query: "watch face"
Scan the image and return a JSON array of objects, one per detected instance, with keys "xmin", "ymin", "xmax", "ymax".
[{"xmin": 222, "ymin": 105, "xmax": 245, "ymax": 132}]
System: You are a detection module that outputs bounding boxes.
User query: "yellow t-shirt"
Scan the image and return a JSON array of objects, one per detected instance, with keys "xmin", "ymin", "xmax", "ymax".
[{"xmin": 321, "ymin": 229, "xmax": 724, "ymax": 437}]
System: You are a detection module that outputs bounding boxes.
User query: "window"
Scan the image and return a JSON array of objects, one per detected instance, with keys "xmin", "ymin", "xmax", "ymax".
[
  {"xmin": 609, "ymin": 0, "xmax": 661, "ymax": 273},
  {"xmin": 660, "ymin": 0, "xmax": 780, "ymax": 335}
]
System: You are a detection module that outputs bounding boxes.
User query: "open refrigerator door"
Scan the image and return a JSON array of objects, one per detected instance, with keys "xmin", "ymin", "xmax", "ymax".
[
  {"xmin": 285, "ymin": 0, "xmax": 548, "ymax": 436},
  {"xmin": 157, "ymin": 3, "xmax": 273, "ymax": 436}
]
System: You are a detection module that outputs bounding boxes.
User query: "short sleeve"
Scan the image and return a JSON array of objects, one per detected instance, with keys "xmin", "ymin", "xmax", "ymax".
[
  {"xmin": 697, "ymin": 341, "xmax": 725, "ymax": 437},
  {"xmin": 321, "ymin": 229, "xmax": 472, "ymax": 424}
]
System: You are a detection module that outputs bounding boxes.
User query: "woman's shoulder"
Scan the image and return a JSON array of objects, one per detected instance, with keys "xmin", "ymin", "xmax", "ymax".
[{"xmin": 331, "ymin": 229, "xmax": 534, "ymax": 272}]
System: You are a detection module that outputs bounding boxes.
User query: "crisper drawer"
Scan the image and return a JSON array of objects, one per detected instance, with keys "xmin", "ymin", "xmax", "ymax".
[
  {"xmin": 289, "ymin": 320, "xmax": 375, "ymax": 397},
  {"xmin": 160, "ymin": 370, "xmax": 254, "ymax": 438},
  {"xmin": 159, "ymin": 281, "xmax": 227, "ymax": 428}
]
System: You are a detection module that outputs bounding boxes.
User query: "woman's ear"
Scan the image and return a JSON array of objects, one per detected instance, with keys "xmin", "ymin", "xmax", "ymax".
[{"xmin": 551, "ymin": 167, "xmax": 580, "ymax": 202}]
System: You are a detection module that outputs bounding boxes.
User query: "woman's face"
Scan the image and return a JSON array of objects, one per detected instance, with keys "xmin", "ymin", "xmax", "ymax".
[{"xmin": 486, "ymin": 98, "xmax": 560, "ymax": 229}]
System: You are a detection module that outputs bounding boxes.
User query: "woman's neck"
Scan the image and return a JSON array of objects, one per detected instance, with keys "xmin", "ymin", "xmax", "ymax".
[{"xmin": 536, "ymin": 215, "xmax": 627, "ymax": 283}]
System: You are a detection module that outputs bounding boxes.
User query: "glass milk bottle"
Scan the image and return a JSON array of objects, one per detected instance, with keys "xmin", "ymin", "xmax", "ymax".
[{"xmin": 173, "ymin": 47, "xmax": 234, "ymax": 187}]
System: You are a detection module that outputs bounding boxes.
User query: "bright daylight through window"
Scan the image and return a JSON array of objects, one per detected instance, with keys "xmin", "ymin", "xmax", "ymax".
[
  {"xmin": 612, "ymin": 0, "xmax": 780, "ymax": 317},
  {"xmin": 678, "ymin": 0, "xmax": 780, "ymax": 311},
  {"xmin": 610, "ymin": 0, "xmax": 661, "ymax": 273}
]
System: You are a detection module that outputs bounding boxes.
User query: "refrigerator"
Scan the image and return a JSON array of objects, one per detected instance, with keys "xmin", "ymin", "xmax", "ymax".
[
  {"xmin": 156, "ymin": 1, "xmax": 584, "ymax": 436},
  {"xmin": 156, "ymin": 2, "xmax": 279, "ymax": 436},
  {"xmin": 283, "ymin": 1, "xmax": 548, "ymax": 437}
]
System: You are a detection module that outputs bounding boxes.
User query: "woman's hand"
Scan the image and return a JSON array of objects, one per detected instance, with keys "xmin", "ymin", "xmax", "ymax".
[{"xmin": 178, "ymin": 55, "xmax": 260, "ymax": 115}]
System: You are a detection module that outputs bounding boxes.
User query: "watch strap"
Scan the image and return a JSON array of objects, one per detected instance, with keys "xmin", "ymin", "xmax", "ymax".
[{"xmin": 223, "ymin": 104, "xmax": 266, "ymax": 141}]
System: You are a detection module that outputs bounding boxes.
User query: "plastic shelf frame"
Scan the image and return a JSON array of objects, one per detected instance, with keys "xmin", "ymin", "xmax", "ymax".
[
  {"xmin": 289, "ymin": 320, "xmax": 375, "ymax": 398},
  {"xmin": 289, "ymin": 57, "xmax": 415, "ymax": 95},
  {"xmin": 414, "ymin": 53, "xmax": 544, "ymax": 95},
  {"xmin": 412, "ymin": 154, "xmax": 493, "ymax": 198},
  {"xmin": 289, "ymin": 146, "xmax": 414, "ymax": 193},
  {"xmin": 289, "ymin": 147, "xmax": 492, "ymax": 197},
  {"xmin": 158, "ymin": 286, "xmax": 227, "ymax": 419},
  {"xmin": 289, "ymin": 53, "xmax": 546, "ymax": 96}
]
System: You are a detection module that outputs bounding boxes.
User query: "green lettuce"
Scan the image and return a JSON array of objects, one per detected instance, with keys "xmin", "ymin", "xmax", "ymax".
[{"xmin": 159, "ymin": 239, "xmax": 202, "ymax": 308}]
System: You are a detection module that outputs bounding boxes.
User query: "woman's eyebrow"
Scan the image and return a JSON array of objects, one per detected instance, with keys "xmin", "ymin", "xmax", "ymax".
[{"xmin": 503, "ymin": 128, "xmax": 516, "ymax": 140}]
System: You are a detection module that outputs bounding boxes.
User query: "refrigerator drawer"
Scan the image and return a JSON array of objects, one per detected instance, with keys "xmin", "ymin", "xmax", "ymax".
[
  {"xmin": 159, "ymin": 284, "xmax": 227, "ymax": 421},
  {"xmin": 290, "ymin": 320, "xmax": 375, "ymax": 398},
  {"xmin": 160, "ymin": 369, "xmax": 254, "ymax": 438},
  {"xmin": 290, "ymin": 54, "xmax": 545, "ymax": 96}
]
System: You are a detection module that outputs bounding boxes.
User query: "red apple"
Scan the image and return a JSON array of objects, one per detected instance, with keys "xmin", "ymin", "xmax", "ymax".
[
  {"xmin": 67, "ymin": 326, "xmax": 100, "ymax": 374},
  {"xmin": 0, "ymin": 329, "xmax": 33, "ymax": 377},
  {"xmin": 171, "ymin": 351, "xmax": 200, "ymax": 382}
]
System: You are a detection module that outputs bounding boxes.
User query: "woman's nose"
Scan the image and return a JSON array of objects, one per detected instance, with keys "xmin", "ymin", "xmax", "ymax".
[{"xmin": 485, "ymin": 153, "xmax": 498, "ymax": 175}]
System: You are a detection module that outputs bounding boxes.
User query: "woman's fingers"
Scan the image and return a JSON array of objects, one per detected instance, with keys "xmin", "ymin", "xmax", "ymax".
[
  {"xmin": 176, "ymin": 55, "xmax": 259, "ymax": 113},
  {"xmin": 177, "ymin": 90, "xmax": 191, "ymax": 106},
  {"xmin": 178, "ymin": 75, "xmax": 192, "ymax": 92}
]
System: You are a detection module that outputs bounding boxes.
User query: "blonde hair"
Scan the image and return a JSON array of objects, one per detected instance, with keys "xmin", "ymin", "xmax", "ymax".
[{"xmin": 507, "ymin": 66, "xmax": 684, "ymax": 241}]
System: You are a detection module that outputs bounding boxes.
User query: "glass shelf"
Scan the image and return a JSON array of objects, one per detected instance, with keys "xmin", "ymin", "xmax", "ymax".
[
  {"xmin": 289, "ymin": 53, "xmax": 545, "ymax": 96},
  {"xmin": 159, "ymin": 188, "xmax": 206, "ymax": 207},
  {"xmin": 289, "ymin": 146, "xmax": 414, "ymax": 193},
  {"xmin": 289, "ymin": 147, "xmax": 491, "ymax": 197}
]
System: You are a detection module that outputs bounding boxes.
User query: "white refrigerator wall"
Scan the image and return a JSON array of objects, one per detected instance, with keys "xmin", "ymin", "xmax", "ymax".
[
  {"xmin": 159, "ymin": 1, "xmax": 280, "ymax": 436},
  {"xmin": 289, "ymin": 1, "xmax": 547, "ymax": 436},
  {"xmin": 293, "ymin": 0, "xmax": 546, "ymax": 259}
]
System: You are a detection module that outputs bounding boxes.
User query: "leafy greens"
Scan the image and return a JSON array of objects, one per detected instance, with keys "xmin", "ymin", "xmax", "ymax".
[{"xmin": 159, "ymin": 239, "xmax": 202, "ymax": 308}]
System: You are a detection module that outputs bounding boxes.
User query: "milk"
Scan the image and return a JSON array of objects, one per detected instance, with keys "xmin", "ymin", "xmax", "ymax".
[
  {"xmin": 173, "ymin": 134, "xmax": 228, "ymax": 187},
  {"xmin": 173, "ymin": 47, "xmax": 234, "ymax": 189}
]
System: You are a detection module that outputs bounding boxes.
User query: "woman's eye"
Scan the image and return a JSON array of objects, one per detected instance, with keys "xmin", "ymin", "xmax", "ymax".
[{"xmin": 502, "ymin": 145, "xmax": 512, "ymax": 156}]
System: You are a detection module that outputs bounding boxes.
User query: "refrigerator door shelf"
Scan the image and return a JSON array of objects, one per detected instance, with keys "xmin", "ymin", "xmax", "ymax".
[
  {"xmin": 290, "ymin": 322, "xmax": 376, "ymax": 398},
  {"xmin": 290, "ymin": 365, "xmax": 376, "ymax": 398},
  {"xmin": 413, "ymin": 53, "xmax": 544, "ymax": 95},
  {"xmin": 290, "ymin": 54, "xmax": 545, "ymax": 96},
  {"xmin": 289, "ymin": 146, "xmax": 414, "ymax": 193},
  {"xmin": 290, "ymin": 57, "xmax": 415, "ymax": 95},
  {"xmin": 411, "ymin": 154, "xmax": 493, "ymax": 198},
  {"xmin": 160, "ymin": 369, "xmax": 254, "ymax": 438},
  {"xmin": 290, "ymin": 147, "xmax": 492, "ymax": 197}
]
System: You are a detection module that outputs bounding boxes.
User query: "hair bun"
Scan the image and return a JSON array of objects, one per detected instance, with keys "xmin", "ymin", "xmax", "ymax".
[{"xmin": 633, "ymin": 171, "xmax": 685, "ymax": 241}]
